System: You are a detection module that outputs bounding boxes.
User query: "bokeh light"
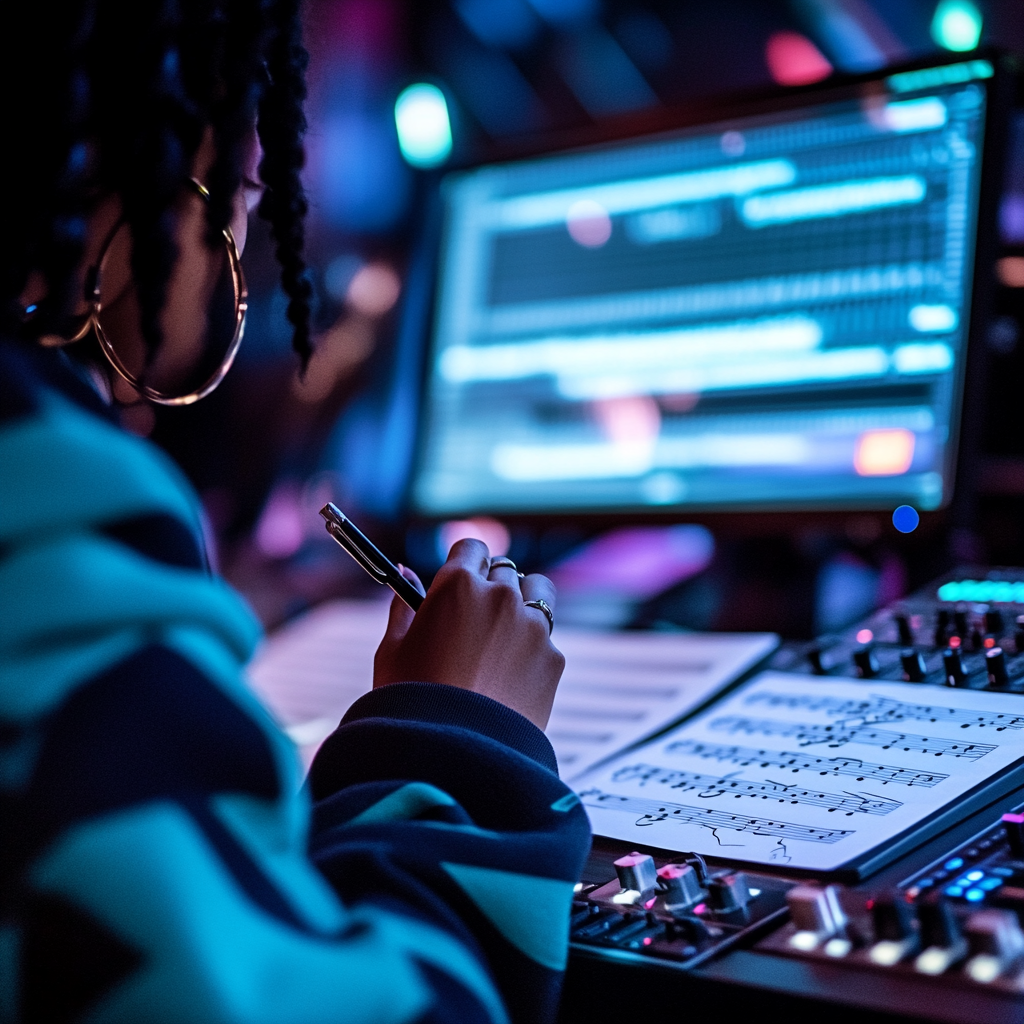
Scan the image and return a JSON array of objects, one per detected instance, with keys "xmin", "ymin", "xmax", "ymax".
[
  {"xmin": 892, "ymin": 505, "xmax": 921, "ymax": 533},
  {"xmin": 931, "ymin": 0, "xmax": 982, "ymax": 52},
  {"xmin": 765, "ymin": 31, "xmax": 833, "ymax": 87},
  {"xmin": 394, "ymin": 83, "xmax": 452, "ymax": 168}
]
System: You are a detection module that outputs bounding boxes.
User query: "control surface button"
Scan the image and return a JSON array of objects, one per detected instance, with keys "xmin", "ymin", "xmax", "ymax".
[
  {"xmin": 943, "ymin": 647, "xmax": 967, "ymax": 687},
  {"xmin": 900, "ymin": 649, "xmax": 927, "ymax": 682},
  {"xmin": 1002, "ymin": 813, "xmax": 1024, "ymax": 859},
  {"xmin": 986, "ymin": 646, "xmax": 1009, "ymax": 688},
  {"xmin": 613, "ymin": 851, "xmax": 658, "ymax": 895},
  {"xmin": 786, "ymin": 885, "xmax": 846, "ymax": 945},
  {"xmin": 868, "ymin": 894, "xmax": 918, "ymax": 965},
  {"xmin": 965, "ymin": 908, "xmax": 1024, "ymax": 983},
  {"xmin": 853, "ymin": 647, "xmax": 880, "ymax": 679},
  {"xmin": 914, "ymin": 894, "xmax": 967, "ymax": 975},
  {"xmin": 985, "ymin": 609, "xmax": 1005, "ymax": 636}
]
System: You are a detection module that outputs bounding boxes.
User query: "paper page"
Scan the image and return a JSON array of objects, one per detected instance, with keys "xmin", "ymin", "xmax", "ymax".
[
  {"xmin": 576, "ymin": 671, "xmax": 1024, "ymax": 872},
  {"xmin": 550, "ymin": 629, "xmax": 777, "ymax": 779},
  {"xmin": 247, "ymin": 599, "xmax": 775, "ymax": 776}
]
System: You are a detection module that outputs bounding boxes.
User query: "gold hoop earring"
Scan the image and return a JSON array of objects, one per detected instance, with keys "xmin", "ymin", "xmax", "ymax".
[{"xmin": 84, "ymin": 178, "xmax": 247, "ymax": 407}]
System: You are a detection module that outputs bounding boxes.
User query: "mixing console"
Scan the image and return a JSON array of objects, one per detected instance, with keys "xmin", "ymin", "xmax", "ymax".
[
  {"xmin": 561, "ymin": 568, "xmax": 1024, "ymax": 1023},
  {"xmin": 769, "ymin": 568, "xmax": 1024, "ymax": 691}
]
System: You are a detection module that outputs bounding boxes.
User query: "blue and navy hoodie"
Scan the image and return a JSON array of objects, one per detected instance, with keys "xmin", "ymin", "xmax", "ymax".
[{"xmin": 0, "ymin": 339, "xmax": 591, "ymax": 1023}]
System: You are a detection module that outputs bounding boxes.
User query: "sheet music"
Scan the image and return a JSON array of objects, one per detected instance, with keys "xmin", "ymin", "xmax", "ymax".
[
  {"xmin": 575, "ymin": 671, "xmax": 1024, "ymax": 871},
  {"xmin": 247, "ymin": 599, "xmax": 775, "ymax": 777},
  {"xmin": 548, "ymin": 630, "xmax": 776, "ymax": 780}
]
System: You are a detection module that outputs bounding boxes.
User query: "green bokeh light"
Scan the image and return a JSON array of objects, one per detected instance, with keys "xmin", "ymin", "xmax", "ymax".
[
  {"xmin": 931, "ymin": 0, "xmax": 983, "ymax": 52},
  {"xmin": 395, "ymin": 84, "xmax": 452, "ymax": 169}
]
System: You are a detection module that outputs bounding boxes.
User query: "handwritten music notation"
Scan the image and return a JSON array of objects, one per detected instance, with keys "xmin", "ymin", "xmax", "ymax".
[
  {"xmin": 746, "ymin": 692, "xmax": 1024, "ymax": 732},
  {"xmin": 709, "ymin": 715, "xmax": 997, "ymax": 759},
  {"xmin": 665, "ymin": 739, "xmax": 950, "ymax": 788},
  {"xmin": 610, "ymin": 762, "xmax": 903, "ymax": 816},
  {"xmin": 579, "ymin": 788, "xmax": 855, "ymax": 844}
]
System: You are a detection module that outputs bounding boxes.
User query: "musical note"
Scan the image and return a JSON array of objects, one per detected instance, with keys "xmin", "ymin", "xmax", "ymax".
[
  {"xmin": 709, "ymin": 716, "xmax": 996, "ymax": 759},
  {"xmin": 665, "ymin": 739, "xmax": 950, "ymax": 787},
  {"xmin": 746, "ymin": 692, "xmax": 1024, "ymax": 732},
  {"xmin": 579, "ymin": 788, "xmax": 855, "ymax": 844},
  {"xmin": 610, "ymin": 762, "xmax": 903, "ymax": 815}
]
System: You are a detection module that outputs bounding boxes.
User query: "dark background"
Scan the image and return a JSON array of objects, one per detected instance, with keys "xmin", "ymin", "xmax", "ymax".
[{"xmin": 131, "ymin": 0, "xmax": 1024, "ymax": 639}]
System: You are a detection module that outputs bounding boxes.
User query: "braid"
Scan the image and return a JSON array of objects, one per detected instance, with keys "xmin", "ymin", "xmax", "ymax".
[
  {"xmin": 0, "ymin": 0, "xmax": 311, "ymax": 367},
  {"xmin": 257, "ymin": 0, "xmax": 313, "ymax": 367}
]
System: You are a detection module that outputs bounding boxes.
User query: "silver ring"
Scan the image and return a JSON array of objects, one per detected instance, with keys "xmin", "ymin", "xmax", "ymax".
[
  {"xmin": 489, "ymin": 556, "xmax": 518, "ymax": 572},
  {"xmin": 524, "ymin": 598, "xmax": 554, "ymax": 636}
]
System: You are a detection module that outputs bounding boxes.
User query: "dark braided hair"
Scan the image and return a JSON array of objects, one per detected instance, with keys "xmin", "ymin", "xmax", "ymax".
[{"xmin": 1, "ymin": 0, "xmax": 312, "ymax": 367}]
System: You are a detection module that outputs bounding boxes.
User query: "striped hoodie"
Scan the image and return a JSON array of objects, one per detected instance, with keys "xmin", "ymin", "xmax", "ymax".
[{"xmin": 0, "ymin": 338, "xmax": 591, "ymax": 1024}]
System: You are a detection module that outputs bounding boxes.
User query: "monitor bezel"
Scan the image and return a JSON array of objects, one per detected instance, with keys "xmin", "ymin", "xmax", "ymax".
[{"xmin": 401, "ymin": 50, "xmax": 1015, "ymax": 531}]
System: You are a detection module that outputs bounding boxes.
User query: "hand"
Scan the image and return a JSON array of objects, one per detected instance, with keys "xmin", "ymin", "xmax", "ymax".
[{"xmin": 373, "ymin": 539, "xmax": 565, "ymax": 730}]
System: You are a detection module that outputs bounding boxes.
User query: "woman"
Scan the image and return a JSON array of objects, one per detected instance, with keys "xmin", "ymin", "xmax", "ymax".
[{"xmin": 0, "ymin": 2, "xmax": 590, "ymax": 1021}]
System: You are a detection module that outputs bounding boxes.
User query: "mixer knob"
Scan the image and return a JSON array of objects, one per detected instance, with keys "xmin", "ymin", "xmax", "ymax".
[
  {"xmin": 1002, "ymin": 812, "xmax": 1024, "ymax": 859},
  {"xmin": 657, "ymin": 863, "xmax": 703, "ymax": 910},
  {"xmin": 985, "ymin": 609, "xmax": 1005, "ymax": 636},
  {"xmin": 985, "ymin": 647, "xmax": 1009, "ymax": 688},
  {"xmin": 943, "ymin": 647, "xmax": 967, "ymax": 687},
  {"xmin": 853, "ymin": 647, "xmax": 880, "ymax": 679},
  {"xmin": 1015, "ymin": 615, "xmax": 1024, "ymax": 655},
  {"xmin": 867, "ymin": 894, "xmax": 919, "ymax": 965},
  {"xmin": 680, "ymin": 852, "xmax": 710, "ymax": 886},
  {"xmin": 786, "ymin": 885, "xmax": 846, "ymax": 950},
  {"xmin": 900, "ymin": 649, "xmax": 927, "ymax": 682},
  {"xmin": 707, "ymin": 872, "xmax": 751, "ymax": 913},
  {"xmin": 954, "ymin": 610, "xmax": 970, "ymax": 639},
  {"xmin": 894, "ymin": 613, "xmax": 914, "ymax": 646},
  {"xmin": 914, "ymin": 893, "xmax": 967, "ymax": 975},
  {"xmin": 964, "ymin": 909, "xmax": 1024, "ymax": 983},
  {"xmin": 613, "ymin": 851, "xmax": 658, "ymax": 898},
  {"xmin": 807, "ymin": 647, "xmax": 826, "ymax": 675},
  {"xmin": 934, "ymin": 609, "xmax": 950, "ymax": 648}
]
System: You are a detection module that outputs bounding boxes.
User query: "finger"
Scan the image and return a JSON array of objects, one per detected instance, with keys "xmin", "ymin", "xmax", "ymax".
[
  {"xmin": 520, "ymin": 572, "xmax": 557, "ymax": 613},
  {"xmin": 382, "ymin": 587, "xmax": 415, "ymax": 643},
  {"xmin": 486, "ymin": 557, "xmax": 523, "ymax": 592},
  {"xmin": 399, "ymin": 563, "xmax": 426, "ymax": 598},
  {"xmin": 442, "ymin": 537, "xmax": 491, "ymax": 578}
]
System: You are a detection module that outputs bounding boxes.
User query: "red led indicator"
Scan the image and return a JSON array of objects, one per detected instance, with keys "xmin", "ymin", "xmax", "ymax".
[
  {"xmin": 949, "ymin": 636, "xmax": 961, "ymax": 648},
  {"xmin": 984, "ymin": 636, "xmax": 996, "ymax": 648},
  {"xmin": 856, "ymin": 628, "xmax": 873, "ymax": 644}
]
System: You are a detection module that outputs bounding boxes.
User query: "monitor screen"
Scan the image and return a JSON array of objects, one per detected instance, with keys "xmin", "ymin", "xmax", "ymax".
[{"xmin": 412, "ymin": 60, "xmax": 993, "ymax": 516}]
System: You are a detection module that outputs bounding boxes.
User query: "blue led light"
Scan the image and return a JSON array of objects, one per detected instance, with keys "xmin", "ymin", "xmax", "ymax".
[
  {"xmin": 965, "ymin": 888, "xmax": 985, "ymax": 902},
  {"xmin": 965, "ymin": 869, "xmax": 984, "ymax": 882},
  {"xmin": 944, "ymin": 885, "xmax": 964, "ymax": 897},
  {"xmin": 892, "ymin": 505, "xmax": 920, "ymax": 533},
  {"xmin": 944, "ymin": 858, "xmax": 964, "ymax": 871},
  {"xmin": 979, "ymin": 878, "xmax": 1002, "ymax": 891},
  {"xmin": 992, "ymin": 867, "xmax": 1015, "ymax": 877}
]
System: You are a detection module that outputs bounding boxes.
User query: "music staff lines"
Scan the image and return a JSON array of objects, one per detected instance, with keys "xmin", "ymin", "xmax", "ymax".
[
  {"xmin": 665, "ymin": 739, "xmax": 950, "ymax": 787},
  {"xmin": 610, "ymin": 762, "xmax": 902, "ymax": 816},
  {"xmin": 579, "ymin": 789, "xmax": 855, "ymax": 844},
  {"xmin": 709, "ymin": 716, "xmax": 997, "ymax": 759},
  {"xmin": 746, "ymin": 692, "xmax": 1024, "ymax": 732}
]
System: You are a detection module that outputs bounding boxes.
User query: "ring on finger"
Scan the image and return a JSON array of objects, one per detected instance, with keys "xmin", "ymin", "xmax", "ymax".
[
  {"xmin": 489, "ymin": 556, "xmax": 518, "ymax": 572},
  {"xmin": 524, "ymin": 598, "xmax": 554, "ymax": 636}
]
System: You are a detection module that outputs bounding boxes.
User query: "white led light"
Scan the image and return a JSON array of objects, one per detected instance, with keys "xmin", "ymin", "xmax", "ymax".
[{"xmin": 394, "ymin": 84, "xmax": 452, "ymax": 169}]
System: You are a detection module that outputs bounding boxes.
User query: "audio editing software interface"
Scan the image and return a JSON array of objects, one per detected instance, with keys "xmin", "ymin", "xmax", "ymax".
[{"xmin": 413, "ymin": 61, "xmax": 992, "ymax": 516}]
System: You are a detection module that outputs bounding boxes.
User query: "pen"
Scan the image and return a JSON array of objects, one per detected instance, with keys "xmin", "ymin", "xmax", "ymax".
[{"xmin": 319, "ymin": 502, "xmax": 425, "ymax": 611}]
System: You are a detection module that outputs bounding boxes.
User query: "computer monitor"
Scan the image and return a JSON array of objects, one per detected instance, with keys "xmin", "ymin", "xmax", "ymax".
[{"xmin": 411, "ymin": 58, "xmax": 1001, "ymax": 517}]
